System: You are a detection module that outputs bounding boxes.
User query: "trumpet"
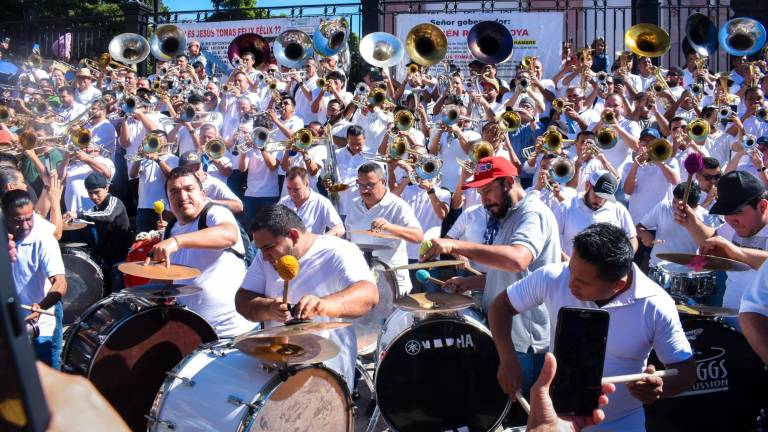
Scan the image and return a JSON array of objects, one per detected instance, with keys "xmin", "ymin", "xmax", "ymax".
[
  {"xmin": 601, "ymin": 110, "xmax": 617, "ymax": 124},
  {"xmin": 387, "ymin": 136, "xmax": 410, "ymax": 160},
  {"xmin": 468, "ymin": 140, "xmax": 495, "ymax": 163},
  {"xmin": 688, "ymin": 118, "xmax": 710, "ymax": 141},
  {"xmin": 203, "ymin": 139, "xmax": 227, "ymax": 160},
  {"xmin": 548, "ymin": 157, "xmax": 575, "ymax": 184},
  {"xmin": 595, "ymin": 127, "xmax": 618, "ymax": 150},
  {"xmin": 441, "ymin": 105, "xmax": 482, "ymax": 126},
  {"xmin": 552, "ymin": 98, "xmax": 573, "ymax": 113},
  {"xmin": 647, "ymin": 138, "xmax": 673, "ymax": 163},
  {"xmin": 127, "ymin": 132, "xmax": 173, "ymax": 161},
  {"xmin": 717, "ymin": 106, "xmax": 733, "ymax": 122},
  {"xmin": 742, "ymin": 134, "xmax": 758, "ymax": 151},
  {"xmin": 68, "ymin": 127, "xmax": 93, "ymax": 149},
  {"xmin": 367, "ymin": 88, "xmax": 395, "ymax": 108},
  {"xmin": 757, "ymin": 107, "xmax": 768, "ymax": 123},
  {"xmin": 394, "ymin": 109, "xmax": 415, "ymax": 131},
  {"xmin": 407, "ymin": 63, "xmax": 420, "ymax": 75},
  {"xmin": 275, "ymin": 70, "xmax": 306, "ymax": 81},
  {"xmin": 541, "ymin": 129, "xmax": 572, "ymax": 153}
]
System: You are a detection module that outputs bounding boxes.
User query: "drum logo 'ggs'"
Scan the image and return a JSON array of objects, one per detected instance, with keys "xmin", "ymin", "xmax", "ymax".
[
  {"xmin": 678, "ymin": 345, "xmax": 730, "ymax": 397},
  {"xmin": 405, "ymin": 334, "xmax": 475, "ymax": 355}
]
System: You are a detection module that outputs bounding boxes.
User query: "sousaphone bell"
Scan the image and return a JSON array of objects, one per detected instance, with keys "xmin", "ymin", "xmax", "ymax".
[
  {"xmin": 467, "ymin": 21, "xmax": 514, "ymax": 64},
  {"xmin": 405, "ymin": 23, "xmax": 448, "ymax": 66},
  {"xmin": 150, "ymin": 24, "xmax": 188, "ymax": 62},
  {"xmin": 719, "ymin": 17, "xmax": 767, "ymax": 57},
  {"xmin": 274, "ymin": 29, "xmax": 314, "ymax": 69},
  {"xmin": 228, "ymin": 33, "xmax": 272, "ymax": 69},
  {"xmin": 360, "ymin": 32, "xmax": 404, "ymax": 68},
  {"xmin": 625, "ymin": 24, "xmax": 671, "ymax": 58},
  {"xmin": 108, "ymin": 33, "xmax": 150, "ymax": 65},
  {"xmin": 685, "ymin": 13, "xmax": 719, "ymax": 57},
  {"xmin": 313, "ymin": 18, "xmax": 350, "ymax": 57}
]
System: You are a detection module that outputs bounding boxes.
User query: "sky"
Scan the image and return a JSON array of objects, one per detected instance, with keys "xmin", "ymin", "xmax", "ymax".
[{"xmin": 163, "ymin": 0, "xmax": 359, "ymax": 13}]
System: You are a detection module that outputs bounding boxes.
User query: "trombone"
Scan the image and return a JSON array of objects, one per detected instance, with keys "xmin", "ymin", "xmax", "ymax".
[
  {"xmin": 203, "ymin": 139, "xmax": 227, "ymax": 160},
  {"xmin": 498, "ymin": 110, "xmax": 522, "ymax": 133},
  {"xmin": 456, "ymin": 140, "xmax": 495, "ymax": 173},
  {"xmin": 646, "ymin": 138, "xmax": 673, "ymax": 163},
  {"xmin": 394, "ymin": 109, "xmax": 415, "ymax": 132},
  {"xmin": 127, "ymin": 133, "xmax": 176, "ymax": 161},
  {"xmin": 595, "ymin": 127, "xmax": 618, "ymax": 150}
]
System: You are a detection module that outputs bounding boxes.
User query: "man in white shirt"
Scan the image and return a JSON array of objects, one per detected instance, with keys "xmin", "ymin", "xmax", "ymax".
[
  {"xmin": 291, "ymin": 58, "xmax": 319, "ymax": 123},
  {"xmin": 58, "ymin": 144, "xmax": 115, "ymax": 212},
  {"xmin": 346, "ymin": 162, "xmax": 424, "ymax": 295},
  {"xmin": 73, "ymin": 68, "xmax": 102, "ymax": 106},
  {"xmin": 238, "ymin": 126, "xmax": 280, "ymax": 227},
  {"xmin": 279, "ymin": 166, "xmax": 344, "ymax": 236},
  {"xmin": 489, "ymin": 223, "xmax": 696, "ymax": 431},
  {"xmin": 555, "ymin": 170, "xmax": 638, "ymax": 258},
  {"xmin": 129, "ymin": 131, "xmax": 178, "ymax": 232},
  {"xmin": 334, "ymin": 125, "xmax": 369, "ymax": 217},
  {"xmin": 695, "ymin": 157, "xmax": 722, "ymax": 210},
  {"xmin": 310, "ymin": 70, "xmax": 352, "ymax": 124},
  {"xmin": 57, "ymin": 86, "xmax": 86, "ymax": 123},
  {"xmin": 741, "ymin": 258, "xmax": 768, "ymax": 363},
  {"xmin": 149, "ymin": 166, "xmax": 254, "ymax": 337},
  {"xmin": 592, "ymin": 92, "xmax": 641, "ymax": 176},
  {"xmin": 86, "ymin": 101, "xmax": 117, "ymax": 160},
  {"xmin": 234, "ymin": 204, "xmax": 378, "ymax": 390},
  {"xmin": 178, "ymin": 151, "xmax": 243, "ymax": 215},
  {"xmin": 4, "ymin": 189, "xmax": 67, "ymax": 368}
]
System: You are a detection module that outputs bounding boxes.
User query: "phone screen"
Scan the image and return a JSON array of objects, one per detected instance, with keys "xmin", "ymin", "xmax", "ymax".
[{"xmin": 551, "ymin": 307, "xmax": 610, "ymax": 416}]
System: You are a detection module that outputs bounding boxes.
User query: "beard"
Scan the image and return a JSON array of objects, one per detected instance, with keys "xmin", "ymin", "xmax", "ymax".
[{"xmin": 485, "ymin": 191, "xmax": 513, "ymax": 218}]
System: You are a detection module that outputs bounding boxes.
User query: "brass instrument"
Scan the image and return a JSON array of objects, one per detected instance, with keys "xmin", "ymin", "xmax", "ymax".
[
  {"xmin": 203, "ymin": 139, "xmax": 227, "ymax": 160},
  {"xmin": 686, "ymin": 13, "xmax": 719, "ymax": 57},
  {"xmin": 541, "ymin": 129, "xmax": 572, "ymax": 153},
  {"xmin": 127, "ymin": 132, "xmax": 169, "ymax": 161},
  {"xmin": 757, "ymin": 107, "xmax": 768, "ymax": 123},
  {"xmin": 387, "ymin": 136, "xmax": 410, "ymax": 160},
  {"xmin": 689, "ymin": 82, "xmax": 704, "ymax": 98},
  {"xmin": 313, "ymin": 18, "xmax": 350, "ymax": 57},
  {"xmin": 595, "ymin": 127, "xmax": 618, "ymax": 150},
  {"xmin": 407, "ymin": 63, "xmax": 420, "ymax": 75},
  {"xmin": 18, "ymin": 132, "xmax": 64, "ymax": 151},
  {"xmin": 549, "ymin": 157, "xmax": 575, "ymax": 184},
  {"xmin": 368, "ymin": 87, "xmax": 395, "ymax": 108},
  {"xmin": 625, "ymin": 24, "xmax": 671, "ymax": 58},
  {"xmin": 150, "ymin": 24, "xmax": 187, "ymax": 62},
  {"xmin": 552, "ymin": 98, "xmax": 573, "ymax": 113},
  {"xmin": 616, "ymin": 50, "xmax": 632, "ymax": 76},
  {"xmin": 647, "ymin": 138, "xmax": 673, "ymax": 163},
  {"xmin": 651, "ymin": 79, "xmax": 665, "ymax": 94},
  {"xmin": 394, "ymin": 109, "xmax": 415, "ymax": 131},
  {"xmin": 441, "ymin": 105, "xmax": 482, "ymax": 126},
  {"xmin": 359, "ymin": 32, "xmax": 404, "ymax": 68},
  {"xmin": 68, "ymin": 127, "xmax": 93, "ymax": 149},
  {"xmin": 274, "ymin": 29, "xmax": 314, "ymax": 69},
  {"xmin": 108, "ymin": 33, "xmax": 150, "ymax": 65},
  {"xmin": 252, "ymin": 127, "xmax": 274, "ymax": 149},
  {"xmin": 467, "ymin": 21, "xmax": 514, "ymax": 64},
  {"xmin": 414, "ymin": 154, "xmax": 442, "ymax": 180},
  {"xmin": 27, "ymin": 53, "xmax": 43, "ymax": 69},
  {"xmin": 521, "ymin": 56, "xmax": 537, "ymax": 74},
  {"xmin": 718, "ymin": 18, "xmax": 766, "ymax": 57},
  {"xmin": 717, "ymin": 105, "xmax": 733, "ymax": 122},
  {"xmin": 498, "ymin": 110, "xmax": 522, "ymax": 133},
  {"xmin": 228, "ymin": 33, "xmax": 272, "ymax": 69},
  {"xmin": 405, "ymin": 23, "xmax": 448, "ymax": 66},
  {"xmin": 742, "ymin": 134, "xmax": 758, "ymax": 151},
  {"xmin": 688, "ymin": 118, "xmax": 711, "ymax": 141},
  {"xmin": 601, "ymin": 110, "xmax": 617, "ymax": 124},
  {"xmin": 293, "ymin": 128, "xmax": 317, "ymax": 151},
  {"xmin": 468, "ymin": 140, "xmax": 495, "ymax": 163},
  {"xmin": 274, "ymin": 70, "xmax": 306, "ymax": 81}
]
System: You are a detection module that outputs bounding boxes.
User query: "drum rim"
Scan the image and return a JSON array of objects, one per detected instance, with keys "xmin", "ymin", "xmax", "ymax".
[
  {"xmin": 62, "ymin": 248, "xmax": 105, "ymax": 280},
  {"xmin": 356, "ymin": 258, "xmax": 399, "ymax": 356},
  {"xmin": 654, "ymin": 261, "xmax": 716, "ymax": 276},
  {"xmin": 374, "ymin": 308, "xmax": 510, "ymax": 432}
]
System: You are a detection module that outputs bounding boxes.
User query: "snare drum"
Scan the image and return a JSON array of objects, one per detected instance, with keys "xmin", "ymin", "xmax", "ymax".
[
  {"xmin": 123, "ymin": 237, "xmax": 161, "ymax": 287},
  {"xmin": 375, "ymin": 308, "xmax": 510, "ymax": 431},
  {"xmin": 62, "ymin": 294, "xmax": 218, "ymax": 431},
  {"xmin": 353, "ymin": 258, "xmax": 398, "ymax": 355},
  {"xmin": 147, "ymin": 339, "xmax": 353, "ymax": 432},
  {"xmin": 649, "ymin": 261, "xmax": 716, "ymax": 299},
  {"xmin": 645, "ymin": 318, "xmax": 768, "ymax": 431},
  {"xmin": 60, "ymin": 242, "xmax": 104, "ymax": 324}
]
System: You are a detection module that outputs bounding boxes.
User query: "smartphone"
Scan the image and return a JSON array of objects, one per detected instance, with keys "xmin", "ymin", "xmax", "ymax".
[
  {"xmin": 613, "ymin": 77, "xmax": 624, "ymax": 87},
  {"xmin": 0, "ymin": 216, "xmax": 50, "ymax": 432},
  {"xmin": 550, "ymin": 307, "xmax": 610, "ymax": 417}
]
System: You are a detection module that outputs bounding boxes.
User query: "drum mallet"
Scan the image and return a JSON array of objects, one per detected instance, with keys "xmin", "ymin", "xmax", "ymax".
[
  {"xmin": 21, "ymin": 304, "xmax": 56, "ymax": 316},
  {"xmin": 276, "ymin": 255, "xmax": 300, "ymax": 305},
  {"xmin": 601, "ymin": 368, "xmax": 678, "ymax": 384},
  {"xmin": 415, "ymin": 269, "xmax": 445, "ymax": 286},
  {"xmin": 153, "ymin": 200, "xmax": 165, "ymax": 226}
]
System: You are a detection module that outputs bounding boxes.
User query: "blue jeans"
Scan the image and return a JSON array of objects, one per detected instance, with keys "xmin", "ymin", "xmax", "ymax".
[
  {"xmin": 136, "ymin": 208, "xmax": 159, "ymax": 233},
  {"xmin": 516, "ymin": 349, "xmax": 546, "ymax": 398},
  {"xmin": 242, "ymin": 196, "xmax": 279, "ymax": 228},
  {"xmin": 33, "ymin": 302, "xmax": 63, "ymax": 370}
]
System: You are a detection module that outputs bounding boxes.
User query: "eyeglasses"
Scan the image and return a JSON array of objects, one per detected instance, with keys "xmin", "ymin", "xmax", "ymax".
[
  {"xmin": 701, "ymin": 173, "xmax": 722, "ymax": 181},
  {"xmin": 356, "ymin": 180, "xmax": 381, "ymax": 190}
]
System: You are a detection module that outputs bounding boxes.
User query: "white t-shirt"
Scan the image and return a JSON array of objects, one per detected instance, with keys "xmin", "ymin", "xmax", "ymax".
[
  {"xmin": 621, "ymin": 158, "xmax": 679, "ymax": 223},
  {"xmin": 555, "ymin": 195, "xmax": 636, "ymax": 256},
  {"xmin": 240, "ymin": 235, "xmax": 374, "ymax": 390},
  {"xmin": 203, "ymin": 175, "xmax": 241, "ymax": 205},
  {"xmin": 64, "ymin": 156, "xmax": 115, "ymax": 212},
  {"xmin": 170, "ymin": 205, "xmax": 254, "ymax": 337},
  {"xmin": 346, "ymin": 192, "xmax": 423, "ymax": 295},
  {"xmin": 12, "ymin": 222, "xmax": 65, "ymax": 337},
  {"xmin": 717, "ymin": 223, "xmax": 768, "ymax": 309},
  {"xmin": 314, "ymin": 89, "xmax": 353, "ymax": 124},
  {"xmin": 135, "ymin": 154, "xmax": 179, "ymax": 209},
  {"xmin": 243, "ymin": 149, "xmax": 279, "ymax": 198},
  {"xmin": 278, "ymin": 190, "xmax": 343, "ymax": 235},
  {"xmin": 446, "ymin": 204, "xmax": 491, "ymax": 273},
  {"xmin": 600, "ymin": 118, "xmax": 641, "ymax": 174},
  {"xmin": 334, "ymin": 147, "xmax": 368, "ymax": 216},
  {"xmin": 640, "ymin": 201, "xmax": 719, "ymax": 267},
  {"xmin": 704, "ymin": 129, "xmax": 732, "ymax": 165},
  {"xmin": 507, "ymin": 262, "xmax": 692, "ymax": 430},
  {"xmin": 439, "ymin": 129, "xmax": 482, "ymax": 192},
  {"xmin": 122, "ymin": 113, "xmax": 168, "ymax": 159},
  {"xmin": 293, "ymin": 75, "xmax": 319, "ymax": 124},
  {"xmin": 399, "ymin": 185, "xmax": 451, "ymax": 260},
  {"xmin": 351, "ymin": 108, "xmax": 392, "ymax": 154},
  {"xmin": 740, "ymin": 260, "xmax": 768, "ymax": 316},
  {"xmin": 206, "ymin": 156, "xmax": 233, "ymax": 184},
  {"xmin": 88, "ymin": 119, "xmax": 117, "ymax": 159},
  {"xmin": 75, "ymin": 86, "xmax": 102, "ymax": 105},
  {"xmin": 58, "ymin": 103, "xmax": 86, "ymax": 124}
]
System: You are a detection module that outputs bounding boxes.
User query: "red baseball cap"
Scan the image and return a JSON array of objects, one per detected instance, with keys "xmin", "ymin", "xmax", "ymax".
[
  {"xmin": 0, "ymin": 129, "xmax": 13, "ymax": 145},
  {"xmin": 463, "ymin": 156, "xmax": 518, "ymax": 189}
]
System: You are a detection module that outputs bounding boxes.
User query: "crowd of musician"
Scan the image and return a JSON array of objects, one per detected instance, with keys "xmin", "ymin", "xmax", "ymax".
[{"xmin": 2, "ymin": 13, "xmax": 768, "ymax": 432}]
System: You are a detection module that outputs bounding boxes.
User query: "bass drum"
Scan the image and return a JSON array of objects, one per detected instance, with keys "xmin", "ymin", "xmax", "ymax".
[
  {"xmin": 645, "ymin": 318, "xmax": 768, "ymax": 431},
  {"xmin": 60, "ymin": 243, "xmax": 104, "ymax": 324},
  {"xmin": 62, "ymin": 294, "xmax": 218, "ymax": 431},
  {"xmin": 147, "ymin": 339, "xmax": 353, "ymax": 431},
  {"xmin": 353, "ymin": 258, "xmax": 398, "ymax": 355},
  {"xmin": 123, "ymin": 237, "xmax": 161, "ymax": 287},
  {"xmin": 375, "ymin": 308, "xmax": 510, "ymax": 432}
]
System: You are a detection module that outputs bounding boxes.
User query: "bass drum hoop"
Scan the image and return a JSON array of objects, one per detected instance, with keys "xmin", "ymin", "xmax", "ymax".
[
  {"xmin": 60, "ymin": 247, "xmax": 105, "ymax": 324},
  {"xmin": 356, "ymin": 257, "xmax": 399, "ymax": 356},
  {"xmin": 374, "ymin": 309, "xmax": 510, "ymax": 432}
]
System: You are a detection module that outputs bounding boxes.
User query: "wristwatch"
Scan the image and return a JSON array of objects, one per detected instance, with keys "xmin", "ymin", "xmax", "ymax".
[{"xmin": 427, "ymin": 188, "xmax": 436, "ymax": 195}]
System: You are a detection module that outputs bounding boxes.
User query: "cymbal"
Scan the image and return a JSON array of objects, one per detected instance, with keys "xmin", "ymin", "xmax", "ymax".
[
  {"xmin": 234, "ymin": 321, "xmax": 351, "ymax": 339},
  {"xmin": 656, "ymin": 253, "xmax": 751, "ymax": 272},
  {"xmin": 390, "ymin": 260, "xmax": 467, "ymax": 271},
  {"xmin": 394, "ymin": 292, "xmax": 474, "ymax": 313},
  {"xmin": 350, "ymin": 229, "xmax": 401, "ymax": 240},
  {"xmin": 234, "ymin": 333, "xmax": 340, "ymax": 365},
  {"xmin": 677, "ymin": 304, "xmax": 739, "ymax": 317},
  {"xmin": 118, "ymin": 284, "xmax": 202, "ymax": 299},
  {"xmin": 355, "ymin": 243, "xmax": 393, "ymax": 252},
  {"xmin": 117, "ymin": 261, "xmax": 201, "ymax": 280},
  {"xmin": 62, "ymin": 221, "xmax": 89, "ymax": 231}
]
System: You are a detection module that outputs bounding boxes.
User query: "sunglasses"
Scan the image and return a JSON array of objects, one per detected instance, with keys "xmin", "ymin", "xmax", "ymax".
[{"xmin": 701, "ymin": 173, "xmax": 721, "ymax": 181}]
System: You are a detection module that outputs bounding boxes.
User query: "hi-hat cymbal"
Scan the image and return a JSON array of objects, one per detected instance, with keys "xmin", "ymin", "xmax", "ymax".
[
  {"xmin": 235, "ymin": 321, "xmax": 351, "ymax": 340},
  {"xmin": 677, "ymin": 304, "xmax": 739, "ymax": 317},
  {"xmin": 118, "ymin": 284, "xmax": 202, "ymax": 299},
  {"xmin": 355, "ymin": 243, "xmax": 393, "ymax": 252},
  {"xmin": 390, "ymin": 260, "xmax": 467, "ymax": 271},
  {"xmin": 350, "ymin": 230, "xmax": 401, "ymax": 240},
  {"xmin": 63, "ymin": 220, "xmax": 92, "ymax": 231},
  {"xmin": 117, "ymin": 261, "xmax": 201, "ymax": 280},
  {"xmin": 656, "ymin": 253, "xmax": 751, "ymax": 272},
  {"xmin": 394, "ymin": 292, "xmax": 474, "ymax": 313},
  {"xmin": 234, "ymin": 333, "xmax": 340, "ymax": 364}
]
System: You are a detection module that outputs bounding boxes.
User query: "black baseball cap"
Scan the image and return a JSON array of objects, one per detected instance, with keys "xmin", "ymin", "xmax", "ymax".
[
  {"xmin": 179, "ymin": 151, "xmax": 201, "ymax": 167},
  {"xmin": 589, "ymin": 170, "xmax": 618, "ymax": 202},
  {"xmin": 709, "ymin": 171, "xmax": 766, "ymax": 215},
  {"xmin": 84, "ymin": 172, "xmax": 109, "ymax": 190}
]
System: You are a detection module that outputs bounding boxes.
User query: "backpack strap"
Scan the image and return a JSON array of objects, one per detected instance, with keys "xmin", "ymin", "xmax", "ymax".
[{"xmin": 196, "ymin": 201, "xmax": 246, "ymax": 259}]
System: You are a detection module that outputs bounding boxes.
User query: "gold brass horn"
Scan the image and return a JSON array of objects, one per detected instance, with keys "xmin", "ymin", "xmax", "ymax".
[
  {"xmin": 625, "ymin": 24, "xmax": 671, "ymax": 58},
  {"xmin": 204, "ymin": 139, "xmax": 226, "ymax": 160},
  {"xmin": 595, "ymin": 127, "xmax": 618, "ymax": 150},
  {"xmin": 293, "ymin": 128, "xmax": 316, "ymax": 150},
  {"xmin": 687, "ymin": 118, "xmax": 710, "ymax": 141},
  {"xmin": 150, "ymin": 24, "xmax": 188, "ymax": 62},
  {"xmin": 469, "ymin": 140, "xmax": 495, "ymax": 163},
  {"xmin": 19, "ymin": 132, "xmax": 38, "ymax": 151},
  {"xmin": 388, "ymin": 136, "xmax": 410, "ymax": 160},
  {"xmin": 647, "ymin": 138, "xmax": 673, "ymax": 163},
  {"xmin": 499, "ymin": 110, "xmax": 522, "ymax": 133},
  {"xmin": 601, "ymin": 110, "xmax": 616, "ymax": 124},
  {"xmin": 407, "ymin": 63, "xmax": 420, "ymax": 75},
  {"xmin": 405, "ymin": 23, "xmax": 448, "ymax": 66},
  {"xmin": 541, "ymin": 130, "xmax": 571, "ymax": 153},
  {"xmin": 30, "ymin": 100, "xmax": 50, "ymax": 117},
  {"xmin": 467, "ymin": 21, "xmax": 514, "ymax": 65},
  {"xmin": 394, "ymin": 109, "xmax": 415, "ymax": 131},
  {"xmin": 108, "ymin": 33, "xmax": 150, "ymax": 65},
  {"xmin": 552, "ymin": 98, "xmax": 573, "ymax": 113},
  {"xmin": 69, "ymin": 128, "xmax": 92, "ymax": 149}
]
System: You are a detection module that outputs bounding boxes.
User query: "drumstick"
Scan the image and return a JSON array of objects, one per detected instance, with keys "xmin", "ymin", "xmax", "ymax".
[
  {"xmin": 463, "ymin": 264, "xmax": 483, "ymax": 276},
  {"xmin": 415, "ymin": 269, "xmax": 445, "ymax": 286},
  {"xmin": 601, "ymin": 368, "xmax": 678, "ymax": 384},
  {"xmin": 515, "ymin": 390, "xmax": 530, "ymax": 415},
  {"xmin": 20, "ymin": 304, "xmax": 55, "ymax": 316}
]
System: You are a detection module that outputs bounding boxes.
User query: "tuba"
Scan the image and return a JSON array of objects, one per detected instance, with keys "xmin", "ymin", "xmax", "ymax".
[
  {"xmin": 405, "ymin": 23, "xmax": 448, "ymax": 66},
  {"xmin": 625, "ymin": 24, "xmax": 671, "ymax": 58},
  {"xmin": 360, "ymin": 32, "xmax": 404, "ymax": 68},
  {"xmin": 150, "ymin": 25, "xmax": 187, "ymax": 62},
  {"xmin": 549, "ymin": 157, "xmax": 575, "ymax": 184},
  {"xmin": 467, "ymin": 21, "xmax": 514, "ymax": 65},
  {"xmin": 204, "ymin": 139, "xmax": 227, "ymax": 160},
  {"xmin": 686, "ymin": 13, "xmax": 719, "ymax": 57},
  {"xmin": 595, "ymin": 127, "xmax": 618, "ymax": 150},
  {"xmin": 274, "ymin": 30, "xmax": 314, "ymax": 69},
  {"xmin": 687, "ymin": 118, "xmax": 710, "ymax": 141},
  {"xmin": 313, "ymin": 18, "xmax": 350, "ymax": 57},
  {"xmin": 108, "ymin": 33, "xmax": 150, "ymax": 65},
  {"xmin": 228, "ymin": 33, "xmax": 272, "ymax": 69},
  {"xmin": 719, "ymin": 18, "xmax": 767, "ymax": 57},
  {"xmin": 647, "ymin": 138, "xmax": 673, "ymax": 162}
]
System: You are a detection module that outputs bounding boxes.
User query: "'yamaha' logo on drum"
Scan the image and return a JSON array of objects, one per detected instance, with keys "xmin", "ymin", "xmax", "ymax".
[{"xmin": 404, "ymin": 334, "xmax": 476, "ymax": 356}]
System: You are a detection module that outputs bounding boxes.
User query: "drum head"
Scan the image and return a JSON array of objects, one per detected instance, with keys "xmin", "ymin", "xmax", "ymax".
[
  {"xmin": 353, "ymin": 259, "xmax": 397, "ymax": 355},
  {"xmin": 87, "ymin": 305, "xmax": 217, "ymax": 431},
  {"xmin": 375, "ymin": 317, "xmax": 509, "ymax": 431},
  {"xmin": 61, "ymin": 250, "xmax": 104, "ymax": 324},
  {"xmin": 645, "ymin": 318, "xmax": 768, "ymax": 431},
  {"xmin": 248, "ymin": 366, "xmax": 351, "ymax": 431}
]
